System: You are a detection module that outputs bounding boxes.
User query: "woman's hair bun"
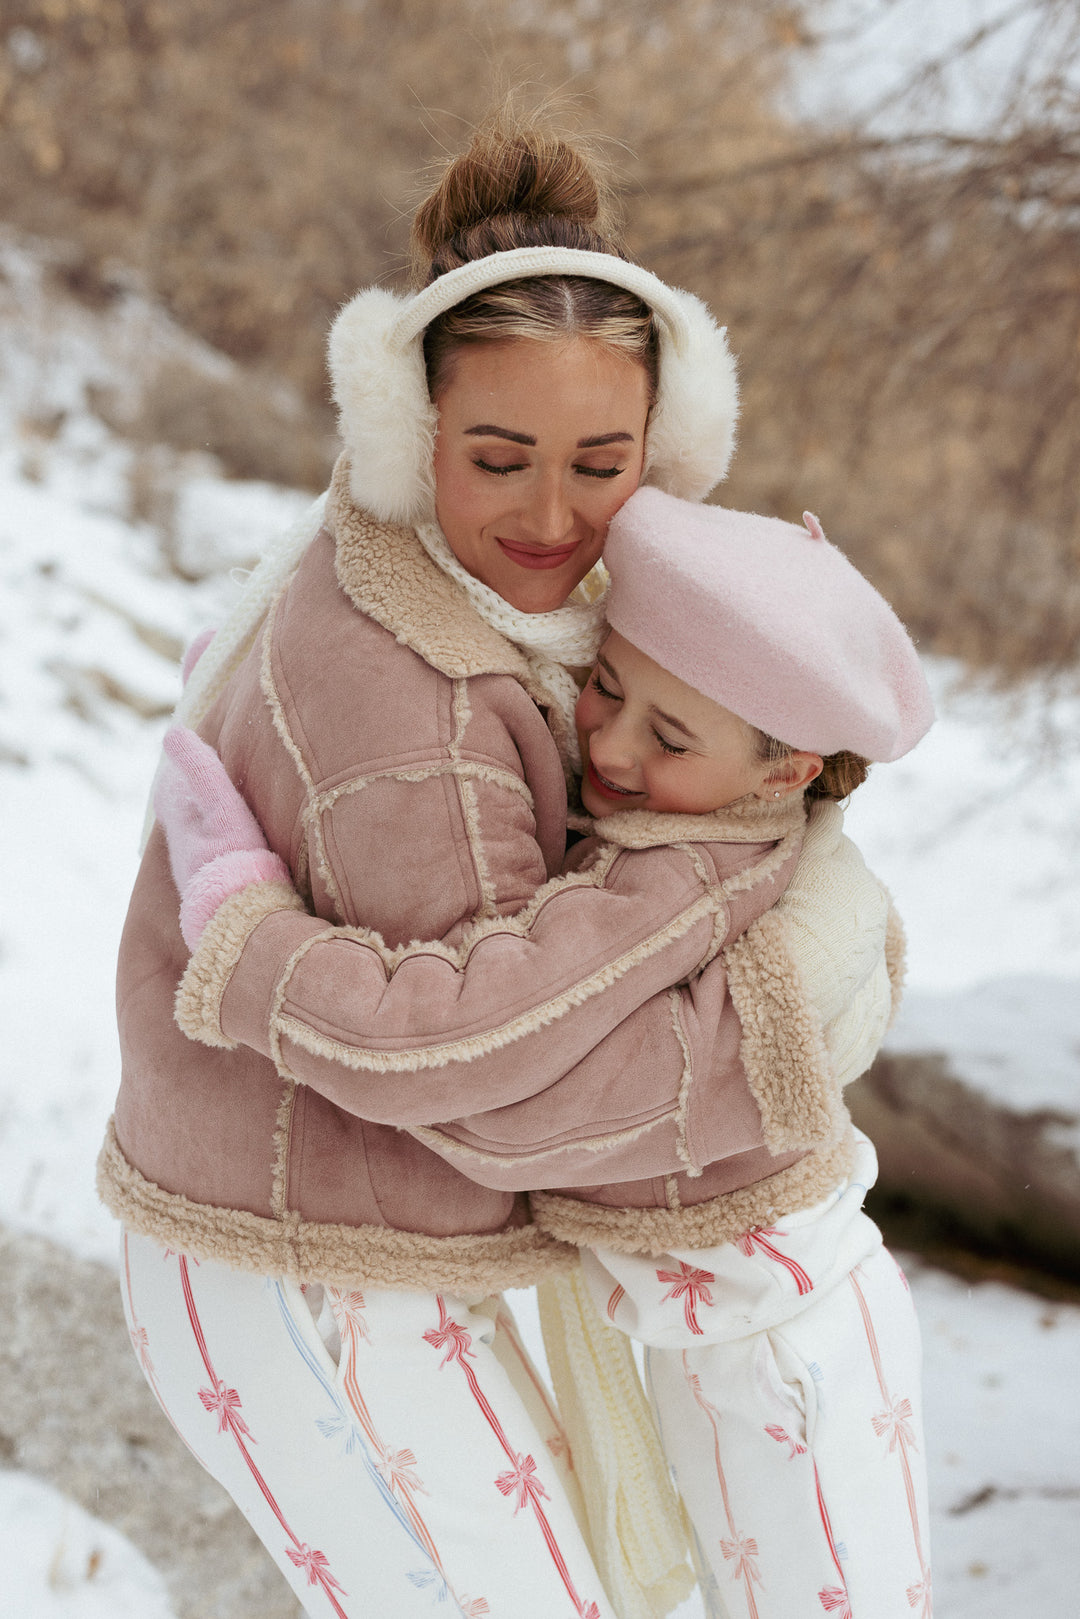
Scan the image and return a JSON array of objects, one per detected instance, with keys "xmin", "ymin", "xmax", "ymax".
[{"xmin": 410, "ymin": 107, "xmax": 623, "ymax": 280}]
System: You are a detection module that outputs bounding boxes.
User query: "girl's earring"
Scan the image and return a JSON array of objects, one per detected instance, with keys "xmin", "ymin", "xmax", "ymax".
[{"xmin": 773, "ymin": 790, "xmax": 781, "ymax": 799}]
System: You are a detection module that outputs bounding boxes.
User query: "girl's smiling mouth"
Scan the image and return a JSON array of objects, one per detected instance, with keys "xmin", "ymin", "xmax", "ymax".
[{"xmin": 585, "ymin": 759, "xmax": 641, "ymax": 800}]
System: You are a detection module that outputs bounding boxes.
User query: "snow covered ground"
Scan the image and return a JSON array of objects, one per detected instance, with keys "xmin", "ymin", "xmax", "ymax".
[
  {"xmin": 2, "ymin": 235, "xmax": 1078, "ymax": 1615},
  {"xmin": 0, "ymin": 1472, "xmax": 176, "ymax": 1619}
]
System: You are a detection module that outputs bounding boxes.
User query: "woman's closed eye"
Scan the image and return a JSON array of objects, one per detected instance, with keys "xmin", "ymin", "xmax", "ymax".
[
  {"xmin": 590, "ymin": 672, "xmax": 621, "ymax": 701},
  {"xmin": 473, "ymin": 457, "xmax": 528, "ymax": 476},
  {"xmin": 473, "ymin": 459, "xmax": 626, "ymax": 480}
]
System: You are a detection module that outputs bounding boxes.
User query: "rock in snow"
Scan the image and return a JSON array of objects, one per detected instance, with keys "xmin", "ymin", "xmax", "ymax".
[{"xmin": 853, "ymin": 978, "xmax": 1080, "ymax": 1272}]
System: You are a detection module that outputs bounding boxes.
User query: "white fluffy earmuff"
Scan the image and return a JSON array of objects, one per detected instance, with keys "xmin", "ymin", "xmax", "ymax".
[{"xmin": 327, "ymin": 247, "xmax": 739, "ymax": 528}]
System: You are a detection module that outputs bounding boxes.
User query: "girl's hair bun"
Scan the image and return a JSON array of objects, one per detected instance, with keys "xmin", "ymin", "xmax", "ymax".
[{"xmin": 410, "ymin": 107, "xmax": 624, "ymax": 281}]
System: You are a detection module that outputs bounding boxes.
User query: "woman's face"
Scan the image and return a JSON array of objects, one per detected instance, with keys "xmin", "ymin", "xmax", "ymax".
[{"xmin": 432, "ymin": 337, "xmax": 651, "ymax": 614}]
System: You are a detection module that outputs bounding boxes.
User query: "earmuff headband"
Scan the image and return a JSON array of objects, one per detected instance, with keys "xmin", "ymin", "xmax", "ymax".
[
  {"xmin": 329, "ymin": 247, "xmax": 740, "ymax": 527},
  {"xmin": 391, "ymin": 247, "xmax": 702, "ymax": 356}
]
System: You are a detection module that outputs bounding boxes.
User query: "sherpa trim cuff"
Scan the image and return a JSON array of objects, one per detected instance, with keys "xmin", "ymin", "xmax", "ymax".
[
  {"xmin": 175, "ymin": 879, "xmax": 306, "ymax": 1048},
  {"xmin": 180, "ymin": 849, "xmax": 292, "ymax": 950},
  {"xmin": 725, "ymin": 906, "xmax": 844, "ymax": 1154}
]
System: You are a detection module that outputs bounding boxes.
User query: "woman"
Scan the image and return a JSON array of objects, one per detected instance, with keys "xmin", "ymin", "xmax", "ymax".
[{"xmin": 101, "ymin": 114, "xmax": 894, "ymax": 1619}]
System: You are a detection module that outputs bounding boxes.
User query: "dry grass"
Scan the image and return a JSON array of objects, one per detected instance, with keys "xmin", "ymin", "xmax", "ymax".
[{"xmin": 2, "ymin": 0, "xmax": 1077, "ymax": 676}]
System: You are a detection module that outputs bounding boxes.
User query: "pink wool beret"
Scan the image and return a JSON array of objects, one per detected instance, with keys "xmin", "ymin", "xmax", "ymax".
[{"xmin": 603, "ymin": 487, "xmax": 935, "ymax": 760}]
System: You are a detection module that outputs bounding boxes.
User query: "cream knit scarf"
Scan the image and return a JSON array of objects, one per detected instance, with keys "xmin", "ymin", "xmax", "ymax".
[
  {"xmin": 538, "ymin": 1268, "xmax": 694, "ymax": 1619},
  {"xmin": 415, "ymin": 519, "xmax": 608, "ymax": 775}
]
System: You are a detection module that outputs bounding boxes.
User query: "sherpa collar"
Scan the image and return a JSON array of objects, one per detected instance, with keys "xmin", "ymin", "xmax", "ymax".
[
  {"xmin": 327, "ymin": 454, "xmax": 544, "ymax": 691},
  {"xmin": 567, "ymin": 792, "xmax": 807, "ymax": 850}
]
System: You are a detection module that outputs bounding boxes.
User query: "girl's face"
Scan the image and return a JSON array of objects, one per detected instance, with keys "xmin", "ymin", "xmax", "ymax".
[
  {"xmin": 576, "ymin": 631, "xmax": 818, "ymax": 817},
  {"xmin": 432, "ymin": 337, "xmax": 651, "ymax": 614}
]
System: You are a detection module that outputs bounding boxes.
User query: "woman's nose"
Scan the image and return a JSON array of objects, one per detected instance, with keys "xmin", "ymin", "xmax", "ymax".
[{"xmin": 521, "ymin": 475, "xmax": 574, "ymax": 544}]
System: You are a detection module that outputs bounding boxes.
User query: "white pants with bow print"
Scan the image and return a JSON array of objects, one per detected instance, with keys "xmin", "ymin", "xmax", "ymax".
[
  {"xmin": 582, "ymin": 1133, "xmax": 932, "ymax": 1619},
  {"xmin": 119, "ymin": 1229, "xmax": 615, "ymax": 1619}
]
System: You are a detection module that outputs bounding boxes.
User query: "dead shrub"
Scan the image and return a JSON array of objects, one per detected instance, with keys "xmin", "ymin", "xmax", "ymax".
[
  {"xmin": 93, "ymin": 356, "xmax": 336, "ymax": 491},
  {"xmin": 2, "ymin": 0, "xmax": 1077, "ymax": 677}
]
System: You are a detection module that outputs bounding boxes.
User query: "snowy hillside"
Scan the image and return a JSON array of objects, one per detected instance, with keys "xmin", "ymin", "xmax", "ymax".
[{"xmin": 2, "ymin": 233, "xmax": 1078, "ymax": 1616}]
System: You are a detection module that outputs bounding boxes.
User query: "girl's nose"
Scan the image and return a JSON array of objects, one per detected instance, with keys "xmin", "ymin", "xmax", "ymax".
[{"xmin": 589, "ymin": 714, "xmax": 636, "ymax": 773}]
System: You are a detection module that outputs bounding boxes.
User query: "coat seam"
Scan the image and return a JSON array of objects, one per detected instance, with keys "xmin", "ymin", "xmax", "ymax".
[
  {"xmin": 313, "ymin": 757, "xmax": 537, "ymax": 812},
  {"xmin": 669, "ymin": 988, "xmax": 698, "ymax": 1176},
  {"xmin": 407, "ymin": 1107, "xmax": 678, "ymax": 1170},
  {"xmin": 270, "ymin": 1079, "xmax": 297, "ymax": 1219},
  {"xmin": 259, "ymin": 602, "xmax": 340, "ymax": 914},
  {"xmin": 272, "ymin": 889, "xmax": 721, "ymax": 1075}
]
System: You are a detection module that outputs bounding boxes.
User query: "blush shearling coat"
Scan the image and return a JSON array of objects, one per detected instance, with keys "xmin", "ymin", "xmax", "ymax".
[{"xmin": 99, "ymin": 459, "xmax": 891, "ymax": 1294}]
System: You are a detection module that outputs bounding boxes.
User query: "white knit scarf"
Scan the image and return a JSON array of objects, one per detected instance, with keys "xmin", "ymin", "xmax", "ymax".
[{"xmin": 415, "ymin": 520, "xmax": 609, "ymax": 774}]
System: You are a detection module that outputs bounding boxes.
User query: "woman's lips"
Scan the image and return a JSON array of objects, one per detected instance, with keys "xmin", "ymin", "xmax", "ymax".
[
  {"xmin": 496, "ymin": 538, "xmax": 580, "ymax": 570},
  {"xmin": 586, "ymin": 759, "xmax": 640, "ymax": 801}
]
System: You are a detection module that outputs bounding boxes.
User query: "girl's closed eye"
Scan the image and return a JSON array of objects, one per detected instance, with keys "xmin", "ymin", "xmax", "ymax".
[
  {"xmin": 575, "ymin": 464, "xmax": 625, "ymax": 480},
  {"xmin": 653, "ymin": 732, "xmax": 688, "ymax": 757}
]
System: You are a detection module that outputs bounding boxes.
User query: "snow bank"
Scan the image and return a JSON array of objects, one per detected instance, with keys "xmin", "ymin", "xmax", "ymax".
[{"xmin": 0, "ymin": 1471, "xmax": 177, "ymax": 1619}]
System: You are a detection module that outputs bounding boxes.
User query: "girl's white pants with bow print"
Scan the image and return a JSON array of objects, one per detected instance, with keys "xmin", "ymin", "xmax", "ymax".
[
  {"xmin": 582, "ymin": 1132, "xmax": 933, "ymax": 1619},
  {"xmin": 119, "ymin": 1229, "xmax": 615, "ymax": 1619}
]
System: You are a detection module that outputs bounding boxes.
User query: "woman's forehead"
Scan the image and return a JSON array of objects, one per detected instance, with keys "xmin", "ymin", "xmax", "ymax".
[{"xmin": 435, "ymin": 336, "xmax": 651, "ymax": 434}]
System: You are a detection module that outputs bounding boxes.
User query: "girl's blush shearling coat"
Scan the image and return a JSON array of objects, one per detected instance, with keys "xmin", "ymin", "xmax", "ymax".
[{"xmin": 99, "ymin": 460, "xmax": 894, "ymax": 1293}]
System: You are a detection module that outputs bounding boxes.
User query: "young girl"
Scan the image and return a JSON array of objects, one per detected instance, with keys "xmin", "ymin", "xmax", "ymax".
[
  {"xmin": 530, "ymin": 485, "xmax": 934, "ymax": 1619},
  {"xmin": 151, "ymin": 483, "xmax": 933, "ymax": 1619}
]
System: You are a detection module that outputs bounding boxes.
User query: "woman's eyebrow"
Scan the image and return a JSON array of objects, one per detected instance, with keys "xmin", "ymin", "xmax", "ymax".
[
  {"xmin": 464, "ymin": 425, "xmax": 536, "ymax": 444},
  {"xmin": 463, "ymin": 427, "xmax": 636, "ymax": 448}
]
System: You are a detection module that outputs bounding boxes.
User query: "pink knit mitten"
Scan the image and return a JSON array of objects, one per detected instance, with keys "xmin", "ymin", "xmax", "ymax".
[{"xmin": 154, "ymin": 725, "xmax": 290, "ymax": 949}]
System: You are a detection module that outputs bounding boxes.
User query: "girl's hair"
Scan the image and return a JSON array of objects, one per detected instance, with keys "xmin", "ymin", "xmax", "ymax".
[
  {"xmin": 754, "ymin": 732, "xmax": 871, "ymax": 803},
  {"xmin": 409, "ymin": 108, "xmax": 660, "ymax": 402}
]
